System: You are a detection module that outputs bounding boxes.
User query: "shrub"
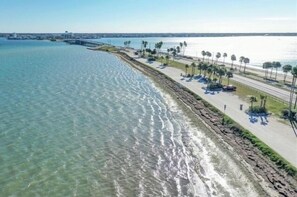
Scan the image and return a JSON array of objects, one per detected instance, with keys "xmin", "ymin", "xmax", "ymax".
[
  {"xmin": 249, "ymin": 106, "xmax": 267, "ymax": 114},
  {"xmin": 281, "ymin": 109, "xmax": 289, "ymax": 118},
  {"xmin": 207, "ymin": 82, "xmax": 223, "ymax": 90}
]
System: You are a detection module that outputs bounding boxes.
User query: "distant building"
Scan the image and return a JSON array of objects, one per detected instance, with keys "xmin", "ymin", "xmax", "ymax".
[{"xmin": 63, "ymin": 31, "xmax": 74, "ymax": 39}]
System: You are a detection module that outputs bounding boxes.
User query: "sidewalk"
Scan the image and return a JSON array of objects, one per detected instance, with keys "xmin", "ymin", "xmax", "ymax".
[
  {"xmin": 176, "ymin": 57, "xmax": 291, "ymax": 103},
  {"xmin": 124, "ymin": 50, "xmax": 297, "ymax": 167}
]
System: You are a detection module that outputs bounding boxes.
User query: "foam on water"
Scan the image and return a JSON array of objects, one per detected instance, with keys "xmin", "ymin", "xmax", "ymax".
[{"xmin": 0, "ymin": 39, "xmax": 264, "ymax": 196}]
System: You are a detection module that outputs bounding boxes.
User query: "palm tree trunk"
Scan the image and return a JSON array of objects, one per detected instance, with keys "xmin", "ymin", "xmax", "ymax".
[
  {"xmin": 289, "ymin": 77, "xmax": 296, "ymax": 117},
  {"xmin": 284, "ymin": 73, "xmax": 287, "ymax": 83},
  {"xmin": 265, "ymin": 70, "xmax": 268, "ymax": 79},
  {"xmin": 294, "ymin": 95, "xmax": 297, "ymax": 109},
  {"xmin": 270, "ymin": 68, "xmax": 273, "ymax": 79},
  {"xmin": 275, "ymin": 69, "xmax": 278, "ymax": 80}
]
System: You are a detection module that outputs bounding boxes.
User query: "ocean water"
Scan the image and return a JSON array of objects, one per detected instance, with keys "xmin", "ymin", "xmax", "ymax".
[
  {"xmin": 0, "ymin": 39, "xmax": 263, "ymax": 196},
  {"xmin": 96, "ymin": 36, "xmax": 297, "ymax": 67}
]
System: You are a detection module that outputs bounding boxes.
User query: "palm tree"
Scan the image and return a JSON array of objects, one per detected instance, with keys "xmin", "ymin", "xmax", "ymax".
[
  {"xmin": 239, "ymin": 56, "xmax": 245, "ymax": 71},
  {"xmin": 198, "ymin": 63, "xmax": 203, "ymax": 75},
  {"xmin": 294, "ymin": 92, "xmax": 297, "ymax": 109},
  {"xmin": 207, "ymin": 66, "xmax": 213, "ymax": 79},
  {"xmin": 217, "ymin": 68, "xmax": 225, "ymax": 84},
  {"xmin": 289, "ymin": 66, "xmax": 297, "ymax": 117},
  {"xmin": 226, "ymin": 71, "xmax": 233, "ymax": 85},
  {"xmin": 282, "ymin": 64, "xmax": 292, "ymax": 83},
  {"xmin": 176, "ymin": 46, "xmax": 181, "ymax": 55},
  {"xmin": 185, "ymin": 64, "xmax": 189, "ymax": 75},
  {"xmin": 263, "ymin": 96, "xmax": 267, "ymax": 109},
  {"xmin": 160, "ymin": 56, "xmax": 164, "ymax": 65},
  {"xmin": 263, "ymin": 62, "xmax": 272, "ymax": 79},
  {"xmin": 231, "ymin": 54, "xmax": 236, "ymax": 69},
  {"xmin": 179, "ymin": 42, "xmax": 183, "ymax": 50},
  {"xmin": 269, "ymin": 62, "xmax": 274, "ymax": 79},
  {"xmin": 216, "ymin": 52, "xmax": 221, "ymax": 64},
  {"xmin": 271, "ymin": 61, "xmax": 281, "ymax": 80},
  {"xmin": 223, "ymin": 53, "xmax": 227, "ymax": 63},
  {"xmin": 142, "ymin": 40, "xmax": 148, "ymax": 49},
  {"xmin": 191, "ymin": 62, "xmax": 196, "ymax": 76},
  {"xmin": 172, "ymin": 48, "xmax": 177, "ymax": 57},
  {"xmin": 155, "ymin": 41, "xmax": 163, "ymax": 57},
  {"xmin": 243, "ymin": 58, "xmax": 250, "ymax": 73},
  {"xmin": 165, "ymin": 55, "xmax": 170, "ymax": 65},
  {"xmin": 212, "ymin": 66, "xmax": 219, "ymax": 77},
  {"xmin": 141, "ymin": 41, "xmax": 148, "ymax": 56},
  {"xmin": 183, "ymin": 41, "xmax": 187, "ymax": 55},
  {"xmin": 202, "ymin": 63, "xmax": 208, "ymax": 77},
  {"xmin": 201, "ymin": 50, "xmax": 206, "ymax": 62},
  {"xmin": 249, "ymin": 96, "xmax": 257, "ymax": 109},
  {"xmin": 206, "ymin": 51, "xmax": 212, "ymax": 63},
  {"xmin": 259, "ymin": 95, "xmax": 265, "ymax": 108}
]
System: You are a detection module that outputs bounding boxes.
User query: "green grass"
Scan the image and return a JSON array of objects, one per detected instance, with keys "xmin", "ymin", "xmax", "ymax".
[
  {"xmin": 224, "ymin": 78, "xmax": 288, "ymax": 117},
  {"xmin": 123, "ymin": 53, "xmax": 297, "ymax": 178},
  {"xmin": 237, "ymin": 71, "xmax": 292, "ymax": 91},
  {"xmin": 97, "ymin": 45, "xmax": 118, "ymax": 52},
  {"xmin": 179, "ymin": 76, "xmax": 297, "ymax": 178},
  {"xmin": 223, "ymin": 116, "xmax": 297, "ymax": 177},
  {"xmin": 156, "ymin": 57, "xmax": 289, "ymax": 118},
  {"xmin": 157, "ymin": 57, "xmax": 186, "ymax": 71}
]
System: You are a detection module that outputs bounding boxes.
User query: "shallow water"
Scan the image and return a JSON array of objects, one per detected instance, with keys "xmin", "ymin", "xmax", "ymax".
[{"xmin": 0, "ymin": 39, "xmax": 263, "ymax": 196}]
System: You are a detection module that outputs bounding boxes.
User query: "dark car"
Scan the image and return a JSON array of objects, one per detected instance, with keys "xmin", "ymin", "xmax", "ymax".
[{"xmin": 222, "ymin": 85, "xmax": 236, "ymax": 91}]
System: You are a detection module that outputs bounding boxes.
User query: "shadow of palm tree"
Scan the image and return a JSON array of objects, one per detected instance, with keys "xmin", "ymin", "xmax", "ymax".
[{"xmin": 289, "ymin": 120, "xmax": 297, "ymax": 137}]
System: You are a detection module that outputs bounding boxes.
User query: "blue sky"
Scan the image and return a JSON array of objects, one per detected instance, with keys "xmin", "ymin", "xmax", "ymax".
[{"xmin": 0, "ymin": 0, "xmax": 296, "ymax": 33}]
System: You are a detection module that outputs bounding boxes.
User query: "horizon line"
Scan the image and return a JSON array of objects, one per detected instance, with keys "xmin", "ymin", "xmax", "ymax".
[{"xmin": 1, "ymin": 32, "xmax": 297, "ymax": 34}]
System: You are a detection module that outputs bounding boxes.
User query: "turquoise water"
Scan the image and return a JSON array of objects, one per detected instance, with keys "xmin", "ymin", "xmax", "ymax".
[
  {"xmin": 96, "ymin": 36, "xmax": 297, "ymax": 67},
  {"xmin": 0, "ymin": 39, "xmax": 263, "ymax": 196}
]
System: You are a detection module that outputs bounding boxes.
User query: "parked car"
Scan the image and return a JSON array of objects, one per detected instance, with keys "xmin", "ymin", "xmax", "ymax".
[
  {"xmin": 207, "ymin": 82, "xmax": 223, "ymax": 90},
  {"xmin": 222, "ymin": 85, "xmax": 236, "ymax": 91},
  {"xmin": 147, "ymin": 57, "xmax": 156, "ymax": 62}
]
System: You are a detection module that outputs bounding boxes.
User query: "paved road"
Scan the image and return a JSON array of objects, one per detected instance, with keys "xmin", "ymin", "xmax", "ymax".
[
  {"xmin": 123, "ymin": 50, "xmax": 297, "ymax": 167},
  {"xmin": 232, "ymin": 75, "xmax": 290, "ymax": 103},
  {"xmin": 176, "ymin": 57, "xmax": 291, "ymax": 103}
]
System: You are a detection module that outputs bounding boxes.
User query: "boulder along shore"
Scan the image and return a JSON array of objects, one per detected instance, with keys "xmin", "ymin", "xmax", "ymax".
[{"xmin": 112, "ymin": 51, "xmax": 297, "ymax": 197}]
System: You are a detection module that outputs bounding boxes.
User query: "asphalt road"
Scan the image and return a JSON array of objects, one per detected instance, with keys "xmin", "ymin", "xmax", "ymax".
[
  {"xmin": 232, "ymin": 75, "xmax": 290, "ymax": 103},
  {"xmin": 176, "ymin": 57, "xmax": 291, "ymax": 103}
]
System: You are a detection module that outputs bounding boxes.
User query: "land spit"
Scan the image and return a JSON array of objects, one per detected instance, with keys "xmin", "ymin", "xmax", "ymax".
[{"xmin": 111, "ymin": 51, "xmax": 297, "ymax": 197}]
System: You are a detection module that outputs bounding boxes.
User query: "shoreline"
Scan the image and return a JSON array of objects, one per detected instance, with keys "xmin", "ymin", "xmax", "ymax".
[{"xmin": 111, "ymin": 50, "xmax": 297, "ymax": 196}]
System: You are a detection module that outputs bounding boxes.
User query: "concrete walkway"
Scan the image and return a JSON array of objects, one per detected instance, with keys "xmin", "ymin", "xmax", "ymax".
[
  {"xmin": 124, "ymin": 51, "xmax": 297, "ymax": 167},
  {"xmin": 176, "ymin": 58, "xmax": 291, "ymax": 103}
]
